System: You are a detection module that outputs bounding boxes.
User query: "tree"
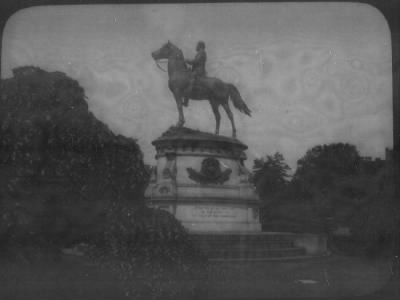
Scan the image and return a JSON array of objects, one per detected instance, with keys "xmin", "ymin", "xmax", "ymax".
[
  {"xmin": 0, "ymin": 67, "xmax": 209, "ymax": 298},
  {"xmin": 346, "ymin": 164, "xmax": 399, "ymax": 257},
  {"xmin": 252, "ymin": 152, "xmax": 291, "ymax": 200},
  {"xmin": 251, "ymin": 153, "xmax": 292, "ymax": 229},
  {"xmin": 292, "ymin": 143, "xmax": 361, "ymax": 200},
  {"xmin": 0, "ymin": 66, "xmax": 149, "ymax": 260},
  {"xmin": 292, "ymin": 142, "xmax": 398, "ymax": 256},
  {"xmin": 290, "ymin": 143, "xmax": 363, "ymax": 223}
]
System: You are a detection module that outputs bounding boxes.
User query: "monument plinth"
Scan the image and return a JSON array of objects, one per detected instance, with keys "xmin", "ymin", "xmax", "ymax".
[
  {"xmin": 146, "ymin": 43, "xmax": 328, "ymax": 260},
  {"xmin": 145, "ymin": 126, "xmax": 261, "ymax": 233}
]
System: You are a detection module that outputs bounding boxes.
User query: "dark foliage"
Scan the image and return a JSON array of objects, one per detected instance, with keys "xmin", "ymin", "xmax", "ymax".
[
  {"xmin": 252, "ymin": 152, "xmax": 291, "ymax": 199},
  {"xmin": 254, "ymin": 143, "xmax": 398, "ymax": 256},
  {"xmin": 291, "ymin": 143, "xmax": 397, "ymax": 247},
  {"xmin": 293, "ymin": 143, "xmax": 361, "ymax": 194},
  {"xmin": 89, "ymin": 205, "xmax": 208, "ymax": 299},
  {"xmin": 252, "ymin": 152, "xmax": 295, "ymax": 229},
  {"xmin": 0, "ymin": 66, "xmax": 209, "ymax": 299},
  {"xmin": 0, "ymin": 66, "xmax": 148, "ymax": 261}
]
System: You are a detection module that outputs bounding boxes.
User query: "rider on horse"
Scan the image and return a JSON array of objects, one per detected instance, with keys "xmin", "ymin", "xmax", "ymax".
[{"xmin": 183, "ymin": 41, "xmax": 207, "ymax": 107}]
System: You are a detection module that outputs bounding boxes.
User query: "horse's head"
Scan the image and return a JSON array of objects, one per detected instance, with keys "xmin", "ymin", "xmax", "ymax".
[
  {"xmin": 151, "ymin": 41, "xmax": 173, "ymax": 61},
  {"xmin": 151, "ymin": 41, "xmax": 182, "ymax": 61}
]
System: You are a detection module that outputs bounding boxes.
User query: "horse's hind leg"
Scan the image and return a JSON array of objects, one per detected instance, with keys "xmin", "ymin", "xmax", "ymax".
[
  {"xmin": 172, "ymin": 90, "xmax": 185, "ymax": 127},
  {"xmin": 210, "ymin": 101, "xmax": 221, "ymax": 135},
  {"xmin": 221, "ymin": 102, "xmax": 236, "ymax": 138}
]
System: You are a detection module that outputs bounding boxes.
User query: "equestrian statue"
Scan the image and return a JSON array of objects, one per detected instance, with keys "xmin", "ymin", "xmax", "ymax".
[{"xmin": 151, "ymin": 40, "xmax": 251, "ymax": 138}]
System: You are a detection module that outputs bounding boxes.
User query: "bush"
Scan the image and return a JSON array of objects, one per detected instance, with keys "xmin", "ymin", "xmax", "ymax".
[
  {"xmin": 0, "ymin": 66, "xmax": 208, "ymax": 300},
  {"xmin": 89, "ymin": 205, "xmax": 208, "ymax": 299},
  {"xmin": 0, "ymin": 66, "xmax": 148, "ymax": 261},
  {"xmin": 261, "ymin": 201, "xmax": 324, "ymax": 233},
  {"xmin": 349, "ymin": 198, "xmax": 399, "ymax": 258}
]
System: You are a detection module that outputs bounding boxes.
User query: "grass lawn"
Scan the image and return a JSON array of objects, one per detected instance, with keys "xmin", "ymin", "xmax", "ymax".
[
  {"xmin": 207, "ymin": 256, "xmax": 394, "ymax": 299},
  {"xmin": 0, "ymin": 254, "xmax": 396, "ymax": 299}
]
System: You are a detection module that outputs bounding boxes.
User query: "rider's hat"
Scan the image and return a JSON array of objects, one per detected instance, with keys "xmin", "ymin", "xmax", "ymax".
[{"xmin": 196, "ymin": 41, "xmax": 205, "ymax": 50}]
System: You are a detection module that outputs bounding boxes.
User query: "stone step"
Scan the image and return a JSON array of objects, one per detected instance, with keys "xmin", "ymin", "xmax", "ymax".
[
  {"xmin": 189, "ymin": 232, "xmax": 309, "ymax": 260},
  {"xmin": 190, "ymin": 233, "xmax": 295, "ymax": 241},
  {"xmin": 206, "ymin": 247, "xmax": 306, "ymax": 259},
  {"xmin": 190, "ymin": 234, "xmax": 296, "ymax": 246},
  {"xmin": 193, "ymin": 240, "xmax": 295, "ymax": 250}
]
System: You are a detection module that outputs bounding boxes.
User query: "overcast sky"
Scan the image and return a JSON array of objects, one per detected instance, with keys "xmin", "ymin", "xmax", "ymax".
[{"xmin": 1, "ymin": 3, "xmax": 393, "ymax": 171}]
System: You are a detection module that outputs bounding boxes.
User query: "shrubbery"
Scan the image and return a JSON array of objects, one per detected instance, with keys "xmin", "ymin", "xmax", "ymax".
[
  {"xmin": 0, "ymin": 66, "xmax": 208, "ymax": 298},
  {"xmin": 348, "ymin": 196, "xmax": 399, "ymax": 257},
  {"xmin": 254, "ymin": 144, "xmax": 398, "ymax": 257},
  {"xmin": 261, "ymin": 201, "xmax": 325, "ymax": 233},
  {"xmin": 90, "ymin": 205, "xmax": 208, "ymax": 299},
  {"xmin": 0, "ymin": 67, "xmax": 147, "ymax": 255}
]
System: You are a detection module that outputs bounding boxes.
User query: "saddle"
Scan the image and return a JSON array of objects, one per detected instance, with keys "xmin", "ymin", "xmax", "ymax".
[
  {"xmin": 189, "ymin": 68, "xmax": 207, "ymax": 90},
  {"xmin": 190, "ymin": 77, "xmax": 208, "ymax": 98}
]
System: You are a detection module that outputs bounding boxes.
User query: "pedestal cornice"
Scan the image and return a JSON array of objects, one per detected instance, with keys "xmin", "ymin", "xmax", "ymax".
[{"xmin": 152, "ymin": 126, "xmax": 248, "ymax": 160}]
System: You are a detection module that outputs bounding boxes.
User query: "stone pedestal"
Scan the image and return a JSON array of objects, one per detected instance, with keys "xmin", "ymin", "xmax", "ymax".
[{"xmin": 145, "ymin": 127, "xmax": 261, "ymax": 233}]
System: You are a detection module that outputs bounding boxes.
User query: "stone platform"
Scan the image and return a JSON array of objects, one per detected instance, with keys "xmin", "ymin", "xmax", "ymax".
[
  {"xmin": 144, "ymin": 127, "xmax": 328, "ymax": 259},
  {"xmin": 145, "ymin": 126, "xmax": 261, "ymax": 233},
  {"xmin": 190, "ymin": 232, "xmax": 328, "ymax": 261}
]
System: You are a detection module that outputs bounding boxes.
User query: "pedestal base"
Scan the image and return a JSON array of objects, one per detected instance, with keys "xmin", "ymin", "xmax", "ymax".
[
  {"xmin": 175, "ymin": 203, "xmax": 261, "ymax": 233},
  {"xmin": 189, "ymin": 232, "xmax": 328, "ymax": 260},
  {"xmin": 182, "ymin": 221, "xmax": 261, "ymax": 233},
  {"xmin": 145, "ymin": 127, "xmax": 261, "ymax": 233}
]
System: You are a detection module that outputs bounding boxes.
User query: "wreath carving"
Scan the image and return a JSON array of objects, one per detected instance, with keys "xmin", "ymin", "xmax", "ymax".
[{"xmin": 187, "ymin": 158, "xmax": 231, "ymax": 184}]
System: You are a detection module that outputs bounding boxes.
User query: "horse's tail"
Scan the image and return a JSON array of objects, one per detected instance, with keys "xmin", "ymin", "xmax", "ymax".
[{"xmin": 227, "ymin": 84, "xmax": 251, "ymax": 117}]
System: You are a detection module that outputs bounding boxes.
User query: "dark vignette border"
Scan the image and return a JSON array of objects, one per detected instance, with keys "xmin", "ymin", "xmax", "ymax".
[{"xmin": 0, "ymin": 0, "xmax": 399, "ymax": 296}]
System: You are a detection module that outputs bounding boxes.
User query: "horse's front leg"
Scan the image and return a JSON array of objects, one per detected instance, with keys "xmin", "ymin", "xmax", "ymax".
[
  {"xmin": 173, "ymin": 90, "xmax": 185, "ymax": 127},
  {"xmin": 210, "ymin": 101, "xmax": 221, "ymax": 136}
]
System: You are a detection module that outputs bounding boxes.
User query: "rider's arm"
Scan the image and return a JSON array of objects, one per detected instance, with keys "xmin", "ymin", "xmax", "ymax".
[
  {"xmin": 185, "ymin": 56, "xmax": 198, "ymax": 65},
  {"xmin": 186, "ymin": 52, "xmax": 205, "ymax": 66}
]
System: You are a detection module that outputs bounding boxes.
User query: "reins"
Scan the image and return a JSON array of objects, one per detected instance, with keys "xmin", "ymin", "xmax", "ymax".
[
  {"xmin": 154, "ymin": 48, "xmax": 185, "ymax": 73},
  {"xmin": 155, "ymin": 59, "xmax": 168, "ymax": 72}
]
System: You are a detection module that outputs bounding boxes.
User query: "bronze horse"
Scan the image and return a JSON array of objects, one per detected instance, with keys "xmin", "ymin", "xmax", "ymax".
[{"xmin": 151, "ymin": 41, "xmax": 251, "ymax": 138}]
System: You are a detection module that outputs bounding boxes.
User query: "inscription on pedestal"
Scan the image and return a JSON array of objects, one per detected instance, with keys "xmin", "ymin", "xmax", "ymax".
[{"xmin": 192, "ymin": 206, "xmax": 238, "ymax": 219}]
